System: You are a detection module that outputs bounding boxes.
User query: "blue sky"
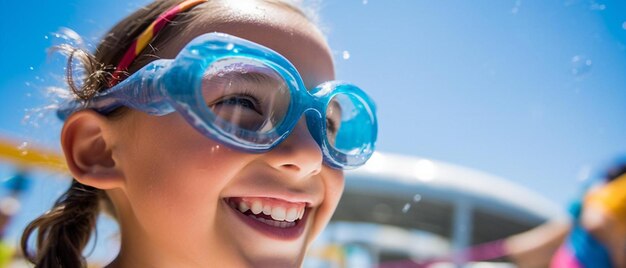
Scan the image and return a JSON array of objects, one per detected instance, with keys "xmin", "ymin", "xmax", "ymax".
[{"xmin": 1, "ymin": 0, "xmax": 626, "ymax": 262}]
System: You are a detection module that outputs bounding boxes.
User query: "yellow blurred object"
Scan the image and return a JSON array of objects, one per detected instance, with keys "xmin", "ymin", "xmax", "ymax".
[
  {"xmin": 0, "ymin": 240, "xmax": 14, "ymax": 268},
  {"xmin": 0, "ymin": 139, "xmax": 67, "ymax": 173},
  {"xmin": 308, "ymin": 244, "xmax": 346, "ymax": 267},
  {"xmin": 585, "ymin": 174, "xmax": 626, "ymax": 228}
]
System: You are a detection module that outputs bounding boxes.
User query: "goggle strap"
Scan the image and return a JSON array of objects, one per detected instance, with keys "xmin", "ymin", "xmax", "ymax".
[{"xmin": 109, "ymin": 0, "xmax": 208, "ymax": 87}]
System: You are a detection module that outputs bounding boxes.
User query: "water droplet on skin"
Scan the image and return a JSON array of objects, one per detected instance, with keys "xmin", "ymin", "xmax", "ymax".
[
  {"xmin": 402, "ymin": 203, "xmax": 411, "ymax": 213},
  {"xmin": 342, "ymin": 50, "xmax": 350, "ymax": 60},
  {"xmin": 571, "ymin": 55, "xmax": 592, "ymax": 76}
]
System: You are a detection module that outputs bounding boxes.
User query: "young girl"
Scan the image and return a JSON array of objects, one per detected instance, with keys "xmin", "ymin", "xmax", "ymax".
[{"xmin": 21, "ymin": 0, "xmax": 377, "ymax": 267}]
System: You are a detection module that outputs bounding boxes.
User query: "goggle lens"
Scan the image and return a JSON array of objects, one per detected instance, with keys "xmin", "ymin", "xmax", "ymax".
[
  {"xmin": 326, "ymin": 93, "xmax": 375, "ymax": 157},
  {"xmin": 202, "ymin": 57, "xmax": 291, "ymax": 134}
]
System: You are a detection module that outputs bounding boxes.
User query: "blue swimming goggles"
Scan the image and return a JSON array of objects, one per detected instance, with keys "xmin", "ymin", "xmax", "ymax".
[{"xmin": 58, "ymin": 32, "xmax": 377, "ymax": 169}]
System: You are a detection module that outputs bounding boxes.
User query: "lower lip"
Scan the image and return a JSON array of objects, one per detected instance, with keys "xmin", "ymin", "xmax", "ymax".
[{"xmin": 225, "ymin": 200, "xmax": 310, "ymax": 240}]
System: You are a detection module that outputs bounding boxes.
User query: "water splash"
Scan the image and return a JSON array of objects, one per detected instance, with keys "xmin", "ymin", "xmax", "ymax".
[
  {"xmin": 511, "ymin": 0, "xmax": 522, "ymax": 14},
  {"xmin": 401, "ymin": 203, "xmax": 411, "ymax": 213},
  {"xmin": 589, "ymin": 0, "xmax": 606, "ymax": 10},
  {"xmin": 563, "ymin": 0, "xmax": 606, "ymax": 10},
  {"xmin": 21, "ymin": 86, "xmax": 68, "ymax": 127},
  {"xmin": 22, "ymin": 104, "xmax": 60, "ymax": 128},
  {"xmin": 589, "ymin": 3, "xmax": 606, "ymax": 10},
  {"xmin": 46, "ymin": 86, "xmax": 73, "ymax": 100},
  {"xmin": 342, "ymin": 50, "xmax": 351, "ymax": 60},
  {"xmin": 571, "ymin": 55, "xmax": 592, "ymax": 76},
  {"xmin": 51, "ymin": 27, "xmax": 85, "ymax": 49},
  {"xmin": 17, "ymin": 142, "xmax": 29, "ymax": 156},
  {"xmin": 18, "ymin": 28, "xmax": 85, "ymax": 144},
  {"xmin": 402, "ymin": 194, "xmax": 423, "ymax": 214}
]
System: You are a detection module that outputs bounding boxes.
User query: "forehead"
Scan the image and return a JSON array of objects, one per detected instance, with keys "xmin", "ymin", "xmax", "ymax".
[{"xmin": 160, "ymin": 1, "xmax": 335, "ymax": 88}]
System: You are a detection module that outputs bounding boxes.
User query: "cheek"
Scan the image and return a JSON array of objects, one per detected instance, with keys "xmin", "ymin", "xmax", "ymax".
[
  {"xmin": 114, "ymin": 113, "xmax": 255, "ymax": 240},
  {"xmin": 324, "ymin": 169, "xmax": 345, "ymax": 208},
  {"xmin": 310, "ymin": 168, "xmax": 344, "ymax": 240}
]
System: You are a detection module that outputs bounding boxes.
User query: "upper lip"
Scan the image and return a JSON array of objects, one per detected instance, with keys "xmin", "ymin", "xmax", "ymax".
[{"xmin": 222, "ymin": 172, "xmax": 323, "ymax": 207}]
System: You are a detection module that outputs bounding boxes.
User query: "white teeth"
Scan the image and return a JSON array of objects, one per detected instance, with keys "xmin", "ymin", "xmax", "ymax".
[
  {"xmin": 231, "ymin": 198, "xmax": 306, "ymax": 224},
  {"xmin": 285, "ymin": 208, "xmax": 298, "ymax": 222},
  {"xmin": 251, "ymin": 201, "xmax": 263, "ymax": 214},
  {"xmin": 262, "ymin": 204, "xmax": 272, "ymax": 215},
  {"xmin": 271, "ymin": 207, "xmax": 286, "ymax": 221},
  {"xmin": 238, "ymin": 202, "xmax": 249, "ymax": 213},
  {"xmin": 298, "ymin": 208, "xmax": 305, "ymax": 220}
]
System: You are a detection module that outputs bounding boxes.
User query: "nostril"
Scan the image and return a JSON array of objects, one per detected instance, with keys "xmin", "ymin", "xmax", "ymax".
[{"xmin": 281, "ymin": 164, "xmax": 301, "ymax": 172}]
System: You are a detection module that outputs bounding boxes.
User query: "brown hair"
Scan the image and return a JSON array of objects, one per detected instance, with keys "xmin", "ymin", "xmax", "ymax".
[{"xmin": 20, "ymin": 0, "xmax": 315, "ymax": 267}]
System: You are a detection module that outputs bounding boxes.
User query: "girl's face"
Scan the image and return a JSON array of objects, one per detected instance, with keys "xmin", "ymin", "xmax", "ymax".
[{"xmin": 106, "ymin": 2, "xmax": 342, "ymax": 267}]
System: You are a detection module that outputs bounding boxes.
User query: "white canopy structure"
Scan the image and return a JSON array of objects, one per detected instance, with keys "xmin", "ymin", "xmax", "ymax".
[{"xmin": 309, "ymin": 152, "xmax": 565, "ymax": 266}]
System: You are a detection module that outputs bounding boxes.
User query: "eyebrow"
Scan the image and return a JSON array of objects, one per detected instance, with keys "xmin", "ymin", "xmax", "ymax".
[
  {"xmin": 204, "ymin": 69, "xmax": 283, "ymax": 87},
  {"xmin": 232, "ymin": 71, "xmax": 279, "ymax": 84}
]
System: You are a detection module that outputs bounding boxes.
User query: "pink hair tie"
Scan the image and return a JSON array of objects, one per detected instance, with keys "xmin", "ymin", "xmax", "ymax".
[{"xmin": 109, "ymin": 0, "xmax": 207, "ymax": 87}]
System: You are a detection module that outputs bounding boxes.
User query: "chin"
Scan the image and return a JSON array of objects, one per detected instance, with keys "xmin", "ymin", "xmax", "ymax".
[{"xmin": 237, "ymin": 248, "xmax": 306, "ymax": 268}]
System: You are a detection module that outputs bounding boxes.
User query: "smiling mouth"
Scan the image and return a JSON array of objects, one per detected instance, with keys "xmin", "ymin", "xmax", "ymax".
[{"xmin": 224, "ymin": 197, "xmax": 310, "ymax": 239}]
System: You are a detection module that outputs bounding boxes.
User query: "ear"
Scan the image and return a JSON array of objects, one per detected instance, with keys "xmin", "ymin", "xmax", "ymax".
[{"xmin": 61, "ymin": 110, "xmax": 125, "ymax": 190}]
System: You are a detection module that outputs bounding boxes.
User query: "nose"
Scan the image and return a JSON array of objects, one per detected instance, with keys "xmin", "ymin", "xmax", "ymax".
[{"xmin": 263, "ymin": 118, "xmax": 323, "ymax": 178}]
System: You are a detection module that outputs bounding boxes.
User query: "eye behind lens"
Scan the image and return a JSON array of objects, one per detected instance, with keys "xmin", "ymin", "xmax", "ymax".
[
  {"xmin": 201, "ymin": 57, "xmax": 292, "ymax": 136},
  {"xmin": 325, "ymin": 93, "xmax": 375, "ymax": 157}
]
